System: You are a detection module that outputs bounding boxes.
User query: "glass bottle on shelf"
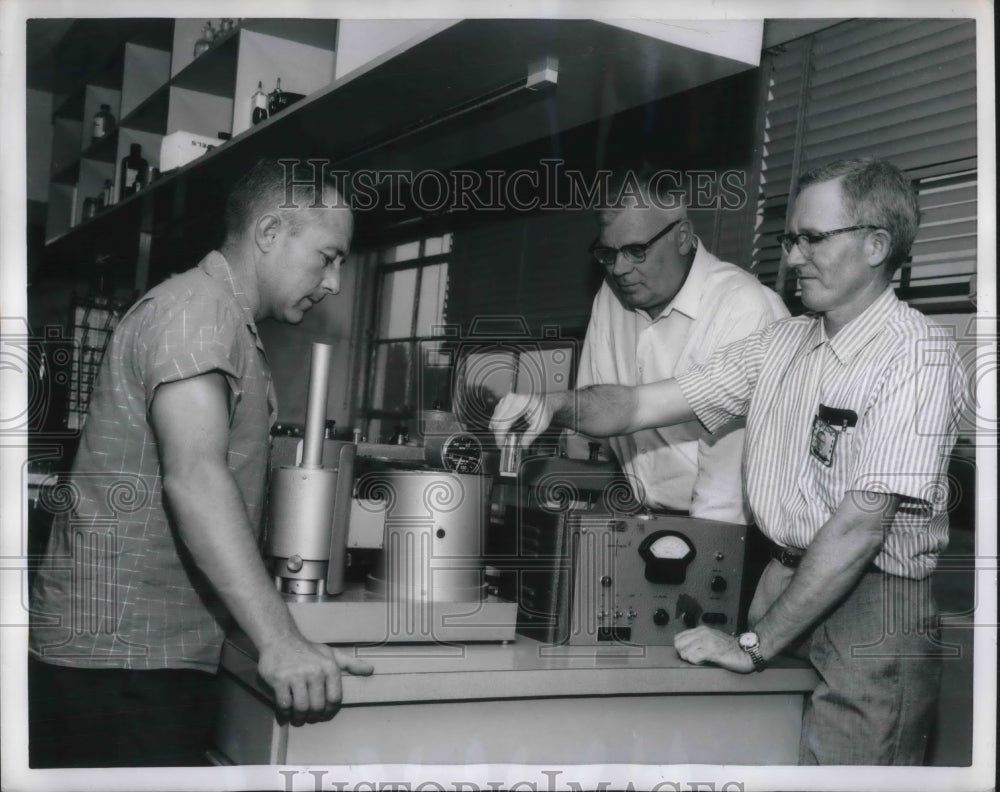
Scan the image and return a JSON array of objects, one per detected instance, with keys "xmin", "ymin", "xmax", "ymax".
[
  {"xmin": 119, "ymin": 143, "xmax": 148, "ymax": 201},
  {"xmin": 251, "ymin": 81, "xmax": 269, "ymax": 125},
  {"xmin": 101, "ymin": 178, "xmax": 114, "ymax": 209},
  {"xmin": 193, "ymin": 22, "xmax": 214, "ymax": 58},
  {"xmin": 268, "ymin": 77, "xmax": 285, "ymax": 116},
  {"xmin": 92, "ymin": 104, "xmax": 115, "ymax": 143},
  {"xmin": 140, "ymin": 163, "xmax": 159, "ymax": 190}
]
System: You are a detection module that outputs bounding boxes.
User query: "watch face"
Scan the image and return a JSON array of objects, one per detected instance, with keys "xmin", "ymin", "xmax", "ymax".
[{"xmin": 739, "ymin": 632, "xmax": 759, "ymax": 650}]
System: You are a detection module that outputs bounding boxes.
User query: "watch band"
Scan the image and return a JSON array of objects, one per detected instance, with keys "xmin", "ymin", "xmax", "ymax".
[
  {"xmin": 739, "ymin": 632, "xmax": 767, "ymax": 671},
  {"xmin": 744, "ymin": 642, "xmax": 766, "ymax": 671}
]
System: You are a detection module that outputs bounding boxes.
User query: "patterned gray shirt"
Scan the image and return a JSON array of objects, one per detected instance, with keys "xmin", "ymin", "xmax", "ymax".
[{"xmin": 30, "ymin": 251, "xmax": 276, "ymax": 671}]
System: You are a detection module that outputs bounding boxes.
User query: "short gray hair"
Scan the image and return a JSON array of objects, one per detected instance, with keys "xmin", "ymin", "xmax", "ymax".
[
  {"xmin": 798, "ymin": 158, "xmax": 920, "ymax": 272},
  {"xmin": 223, "ymin": 158, "xmax": 343, "ymax": 242}
]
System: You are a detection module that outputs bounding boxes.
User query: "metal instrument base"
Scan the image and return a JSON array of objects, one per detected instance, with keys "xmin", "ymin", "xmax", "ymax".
[{"xmin": 283, "ymin": 581, "xmax": 518, "ymax": 644}]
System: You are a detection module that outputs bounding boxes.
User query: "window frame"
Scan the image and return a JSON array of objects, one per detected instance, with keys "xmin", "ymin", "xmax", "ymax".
[{"xmin": 361, "ymin": 233, "xmax": 452, "ymax": 442}]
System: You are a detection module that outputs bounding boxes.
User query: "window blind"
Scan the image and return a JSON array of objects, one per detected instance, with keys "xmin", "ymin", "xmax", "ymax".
[{"xmin": 753, "ymin": 18, "xmax": 977, "ymax": 311}]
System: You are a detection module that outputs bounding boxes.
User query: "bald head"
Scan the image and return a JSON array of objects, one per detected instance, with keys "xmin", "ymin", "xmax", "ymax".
[
  {"xmin": 593, "ymin": 167, "xmax": 696, "ymax": 318},
  {"xmin": 597, "ymin": 190, "xmax": 688, "ymax": 232}
]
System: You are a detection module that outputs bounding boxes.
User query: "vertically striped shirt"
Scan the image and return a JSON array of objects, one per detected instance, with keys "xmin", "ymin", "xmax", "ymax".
[
  {"xmin": 30, "ymin": 252, "xmax": 277, "ymax": 671},
  {"xmin": 676, "ymin": 286, "xmax": 965, "ymax": 580}
]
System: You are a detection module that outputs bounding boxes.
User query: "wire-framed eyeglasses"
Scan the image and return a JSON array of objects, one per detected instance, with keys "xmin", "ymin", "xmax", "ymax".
[
  {"xmin": 589, "ymin": 218, "xmax": 683, "ymax": 267},
  {"xmin": 776, "ymin": 225, "xmax": 883, "ymax": 257}
]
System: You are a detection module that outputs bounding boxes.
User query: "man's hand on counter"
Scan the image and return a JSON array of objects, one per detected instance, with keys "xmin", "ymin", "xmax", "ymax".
[
  {"xmin": 258, "ymin": 636, "xmax": 374, "ymax": 725},
  {"xmin": 673, "ymin": 626, "xmax": 755, "ymax": 674},
  {"xmin": 152, "ymin": 373, "xmax": 374, "ymax": 725}
]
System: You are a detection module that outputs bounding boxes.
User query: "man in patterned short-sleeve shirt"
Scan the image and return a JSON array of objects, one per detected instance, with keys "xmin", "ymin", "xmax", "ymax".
[
  {"xmin": 29, "ymin": 159, "xmax": 373, "ymax": 767},
  {"xmin": 491, "ymin": 158, "xmax": 967, "ymax": 765}
]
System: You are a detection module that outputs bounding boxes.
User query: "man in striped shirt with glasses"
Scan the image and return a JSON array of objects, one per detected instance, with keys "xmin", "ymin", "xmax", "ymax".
[{"xmin": 492, "ymin": 158, "xmax": 967, "ymax": 765}]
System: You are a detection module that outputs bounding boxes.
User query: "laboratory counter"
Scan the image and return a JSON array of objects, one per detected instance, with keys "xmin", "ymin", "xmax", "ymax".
[{"xmin": 212, "ymin": 631, "xmax": 818, "ymax": 766}]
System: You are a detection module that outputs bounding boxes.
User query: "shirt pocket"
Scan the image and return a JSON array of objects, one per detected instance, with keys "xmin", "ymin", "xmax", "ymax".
[{"xmin": 801, "ymin": 424, "xmax": 857, "ymax": 512}]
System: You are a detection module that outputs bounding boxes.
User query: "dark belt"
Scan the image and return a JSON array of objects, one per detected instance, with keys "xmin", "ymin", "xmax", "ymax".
[{"xmin": 765, "ymin": 536, "xmax": 882, "ymax": 573}]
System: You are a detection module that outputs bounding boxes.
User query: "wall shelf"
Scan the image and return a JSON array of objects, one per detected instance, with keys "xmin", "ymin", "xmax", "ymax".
[
  {"xmin": 170, "ymin": 30, "xmax": 239, "ymax": 97},
  {"xmin": 87, "ymin": 50, "xmax": 126, "ymax": 90},
  {"xmin": 120, "ymin": 84, "xmax": 170, "ymax": 134},
  {"xmin": 43, "ymin": 17, "xmax": 759, "ymax": 280},
  {"xmin": 43, "ymin": 16, "xmax": 349, "ymax": 246},
  {"xmin": 128, "ymin": 20, "xmax": 175, "ymax": 51},
  {"xmin": 241, "ymin": 18, "xmax": 339, "ymax": 50},
  {"xmin": 52, "ymin": 89, "xmax": 84, "ymax": 122},
  {"xmin": 51, "ymin": 160, "xmax": 80, "ymax": 186}
]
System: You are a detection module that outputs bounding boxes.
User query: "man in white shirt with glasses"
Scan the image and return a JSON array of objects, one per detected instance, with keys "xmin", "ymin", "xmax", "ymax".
[{"xmin": 570, "ymin": 165, "xmax": 787, "ymax": 522}]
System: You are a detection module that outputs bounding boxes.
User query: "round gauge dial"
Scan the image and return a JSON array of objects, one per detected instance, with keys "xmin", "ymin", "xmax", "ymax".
[
  {"xmin": 441, "ymin": 433, "xmax": 483, "ymax": 474},
  {"xmin": 647, "ymin": 534, "xmax": 693, "ymax": 560},
  {"xmin": 638, "ymin": 530, "xmax": 696, "ymax": 585}
]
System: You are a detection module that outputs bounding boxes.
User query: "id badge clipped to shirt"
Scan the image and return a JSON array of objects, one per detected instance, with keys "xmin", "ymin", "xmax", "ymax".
[{"xmin": 809, "ymin": 404, "xmax": 858, "ymax": 467}]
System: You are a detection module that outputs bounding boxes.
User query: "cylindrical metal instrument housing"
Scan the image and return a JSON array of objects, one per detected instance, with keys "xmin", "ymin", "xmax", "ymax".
[
  {"xmin": 267, "ymin": 466, "xmax": 339, "ymax": 594},
  {"xmin": 365, "ymin": 469, "xmax": 488, "ymax": 603},
  {"xmin": 265, "ymin": 343, "xmax": 355, "ymax": 596},
  {"xmin": 266, "ymin": 441, "xmax": 356, "ymax": 595}
]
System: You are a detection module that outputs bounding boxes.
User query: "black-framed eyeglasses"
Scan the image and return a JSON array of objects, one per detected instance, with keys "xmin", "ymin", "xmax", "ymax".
[
  {"xmin": 776, "ymin": 225, "xmax": 883, "ymax": 257},
  {"xmin": 589, "ymin": 218, "xmax": 683, "ymax": 267}
]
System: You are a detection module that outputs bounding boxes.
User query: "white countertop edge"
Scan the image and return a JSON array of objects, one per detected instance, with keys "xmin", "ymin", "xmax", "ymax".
[{"xmin": 220, "ymin": 634, "xmax": 818, "ymax": 706}]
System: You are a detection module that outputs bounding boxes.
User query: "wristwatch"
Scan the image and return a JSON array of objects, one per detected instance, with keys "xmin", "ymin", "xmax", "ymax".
[{"xmin": 738, "ymin": 631, "xmax": 766, "ymax": 671}]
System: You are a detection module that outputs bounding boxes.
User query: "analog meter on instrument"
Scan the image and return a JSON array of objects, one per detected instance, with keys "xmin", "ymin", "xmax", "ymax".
[
  {"xmin": 638, "ymin": 530, "xmax": 696, "ymax": 584},
  {"xmin": 440, "ymin": 433, "xmax": 483, "ymax": 474}
]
